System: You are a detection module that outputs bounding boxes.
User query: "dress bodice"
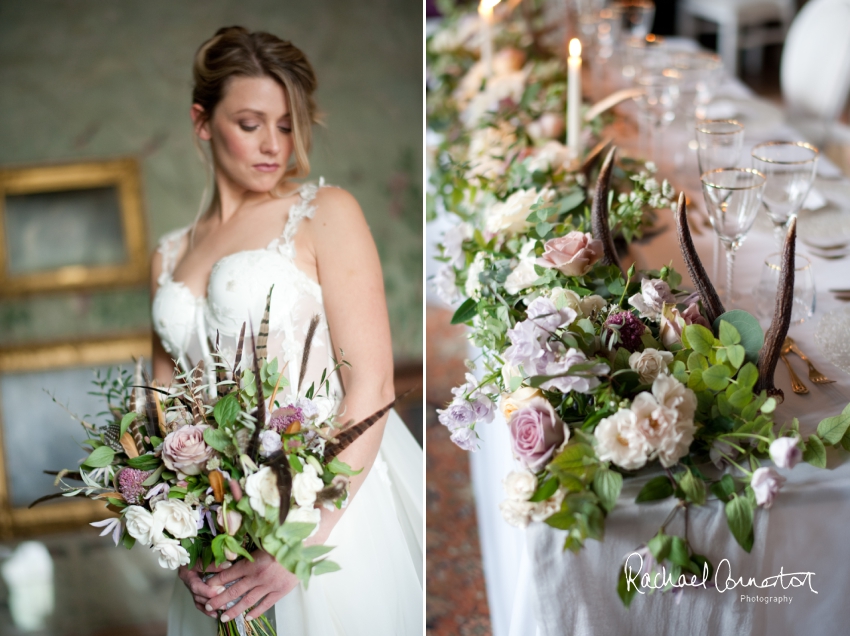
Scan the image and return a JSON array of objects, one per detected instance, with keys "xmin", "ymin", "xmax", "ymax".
[{"xmin": 152, "ymin": 180, "xmax": 340, "ymax": 403}]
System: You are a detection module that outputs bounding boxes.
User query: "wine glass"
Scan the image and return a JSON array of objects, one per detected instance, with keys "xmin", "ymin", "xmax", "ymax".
[
  {"xmin": 696, "ymin": 120, "xmax": 745, "ymax": 284},
  {"xmin": 700, "ymin": 168, "xmax": 766, "ymax": 305},
  {"xmin": 610, "ymin": 0, "xmax": 655, "ymax": 39},
  {"xmin": 755, "ymin": 253, "xmax": 816, "ymax": 325},
  {"xmin": 633, "ymin": 68, "xmax": 680, "ymax": 168},
  {"xmin": 751, "ymin": 141, "xmax": 819, "ymax": 246}
]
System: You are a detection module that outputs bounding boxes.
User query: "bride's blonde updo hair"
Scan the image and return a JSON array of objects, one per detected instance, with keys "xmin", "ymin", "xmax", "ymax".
[{"xmin": 192, "ymin": 26, "xmax": 319, "ymax": 179}]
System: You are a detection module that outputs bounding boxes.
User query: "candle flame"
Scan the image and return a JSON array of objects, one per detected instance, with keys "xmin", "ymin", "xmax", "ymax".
[
  {"xmin": 479, "ymin": 0, "xmax": 501, "ymax": 12},
  {"xmin": 569, "ymin": 38, "xmax": 581, "ymax": 58}
]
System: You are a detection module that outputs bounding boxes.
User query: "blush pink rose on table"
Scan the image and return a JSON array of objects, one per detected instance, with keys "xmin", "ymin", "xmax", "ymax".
[
  {"xmin": 536, "ymin": 231, "xmax": 604, "ymax": 277},
  {"xmin": 161, "ymin": 424, "xmax": 213, "ymax": 476},
  {"xmin": 508, "ymin": 397, "xmax": 568, "ymax": 471}
]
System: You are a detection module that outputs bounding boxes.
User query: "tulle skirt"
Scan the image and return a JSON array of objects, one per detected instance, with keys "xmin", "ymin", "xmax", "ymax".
[{"xmin": 167, "ymin": 411, "xmax": 423, "ymax": 635}]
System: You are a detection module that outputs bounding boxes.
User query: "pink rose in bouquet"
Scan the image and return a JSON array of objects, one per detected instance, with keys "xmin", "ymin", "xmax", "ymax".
[
  {"xmin": 509, "ymin": 397, "xmax": 568, "ymax": 471},
  {"xmin": 161, "ymin": 424, "xmax": 213, "ymax": 476},
  {"xmin": 536, "ymin": 231, "xmax": 603, "ymax": 277}
]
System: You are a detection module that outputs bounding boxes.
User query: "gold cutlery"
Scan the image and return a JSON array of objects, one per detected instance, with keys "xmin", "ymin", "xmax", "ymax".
[
  {"xmin": 783, "ymin": 337, "xmax": 835, "ymax": 384},
  {"xmin": 779, "ymin": 350, "xmax": 809, "ymax": 394}
]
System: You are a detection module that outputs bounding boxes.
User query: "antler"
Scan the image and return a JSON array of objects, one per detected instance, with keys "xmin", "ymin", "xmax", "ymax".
[
  {"xmin": 591, "ymin": 146, "xmax": 624, "ymax": 276},
  {"xmin": 754, "ymin": 217, "xmax": 797, "ymax": 403},
  {"xmin": 674, "ymin": 192, "xmax": 725, "ymax": 325}
]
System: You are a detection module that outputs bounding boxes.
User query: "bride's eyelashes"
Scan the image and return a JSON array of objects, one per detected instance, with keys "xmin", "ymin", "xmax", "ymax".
[{"xmin": 238, "ymin": 122, "xmax": 292, "ymax": 134}]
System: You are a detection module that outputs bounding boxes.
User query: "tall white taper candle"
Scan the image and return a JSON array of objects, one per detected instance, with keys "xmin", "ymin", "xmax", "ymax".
[{"xmin": 567, "ymin": 38, "xmax": 583, "ymax": 159}]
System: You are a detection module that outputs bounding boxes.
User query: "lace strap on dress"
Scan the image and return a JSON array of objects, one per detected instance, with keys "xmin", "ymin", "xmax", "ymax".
[
  {"xmin": 156, "ymin": 226, "xmax": 190, "ymax": 285},
  {"xmin": 281, "ymin": 177, "xmax": 327, "ymax": 247}
]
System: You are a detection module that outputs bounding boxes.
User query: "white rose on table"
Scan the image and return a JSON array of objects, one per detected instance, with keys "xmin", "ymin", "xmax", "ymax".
[
  {"xmin": 245, "ymin": 466, "xmax": 281, "ymax": 517},
  {"xmin": 292, "ymin": 464, "xmax": 325, "ymax": 508},
  {"xmin": 152, "ymin": 536, "xmax": 191, "ymax": 570},
  {"xmin": 485, "ymin": 188, "xmax": 555, "ymax": 235},
  {"xmin": 153, "ymin": 499, "xmax": 199, "ymax": 539},
  {"xmin": 124, "ymin": 506, "xmax": 164, "ymax": 547},
  {"xmin": 503, "ymin": 470, "xmax": 538, "ymax": 501},
  {"xmin": 499, "ymin": 499, "xmax": 534, "ymax": 528},
  {"xmin": 594, "ymin": 408, "xmax": 649, "ymax": 470},
  {"xmin": 629, "ymin": 348, "xmax": 674, "ymax": 384},
  {"xmin": 769, "ymin": 436, "xmax": 802, "ymax": 469},
  {"xmin": 751, "ymin": 467, "xmax": 786, "ymax": 509}
]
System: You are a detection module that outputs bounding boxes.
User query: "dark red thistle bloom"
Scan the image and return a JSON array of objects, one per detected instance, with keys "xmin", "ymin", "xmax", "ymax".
[
  {"xmin": 118, "ymin": 468, "xmax": 152, "ymax": 504},
  {"xmin": 603, "ymin": 311, "xmax": 646, "ymax": 352}
]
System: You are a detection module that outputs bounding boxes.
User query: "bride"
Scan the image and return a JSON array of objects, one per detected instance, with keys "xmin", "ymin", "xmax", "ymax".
[{"xmin": 150, "ymin": 27, "xmax": 423, "ymax": 635}]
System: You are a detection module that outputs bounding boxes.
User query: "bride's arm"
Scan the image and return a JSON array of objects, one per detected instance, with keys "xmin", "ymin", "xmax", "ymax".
[
  {"xmin": 204, "ymin": 187, "xmax": 395, "ymax": 622},
  {"xmin": 150, "ymin": 249, "xmax": 178, "ymax": 385}
]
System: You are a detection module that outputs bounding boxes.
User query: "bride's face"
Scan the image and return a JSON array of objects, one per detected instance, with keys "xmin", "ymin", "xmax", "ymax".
[{"xmin": 193, "ymin": 75, "xmax": 294, "ymax": 193}]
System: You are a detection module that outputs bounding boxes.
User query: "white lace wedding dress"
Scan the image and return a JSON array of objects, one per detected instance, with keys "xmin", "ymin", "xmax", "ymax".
[{"xmin": 152, "ymin": 181, "xmax": 423, "ymax": 635}]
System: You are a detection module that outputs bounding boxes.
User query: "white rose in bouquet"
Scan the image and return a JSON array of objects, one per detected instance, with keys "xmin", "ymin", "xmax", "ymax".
[
  {"xmin": 124, "ymin": 505, "xmax": 164, "ymax": 547},
  {"xmin": 313, "ymin": 396, "xmax": 336, "ymax": 424},
  {"xmin": 245, "ymin": 466, "xmax": 280, "ymax": 517},
  {"xmin": 500, "ymin": 387, "xmax": 543, "ymax": 420},
  {"xmin": 286, "ymin": 505, "xmax": 322, "ymax": 538},
  {"xmin": 292, "ymin": 464, "xmax": 325, "ymax": 508},
  {"xmin": 153, "ymin": 499, "xmax": 200, "ymax": 539},
  {"xmin": 629, "ymin": 348, "xmax": 674, "ymax": 384},
  {"xmin": 594, "ymin": 409, "xmax": 649, "ymax": 470},
  {"xmin": 152, "ymin": 536, "xmax": 191, "ymax": 570},
  {"xmin": 503, "ymin": 470, "xmax": 538, "ymax": 501},
  {"xmin": 485, "ymin": 188, "xmax": 554, "ymax": 235}
]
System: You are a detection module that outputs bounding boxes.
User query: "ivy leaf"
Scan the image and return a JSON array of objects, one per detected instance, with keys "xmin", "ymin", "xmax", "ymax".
[
  {"xmin": 702, "ymin": 365, "xmax": 732, "ymax": 391},
  {"xmin": 816, "ymin": 409, "xmax": 850, "ymax": 446},
  {"xmin": 679, "ymin": 468, "xmax": 706, "ymax": 506},
  {"xmin": 803, "ymin": 435, "xmax": 827, "ymax": 468},
  {"xmin": 713, "ymin": 310, "xmax": 764, "ymax": 364},
  {"xmin": 529, "ymin": 477, "xmax": 559, "ymax": 503},
  {"xmin": 635, "ymin": 475, "xmax": 673, "ymax": 503},
  {"xmin": 669, "ymin": 536, "xmax": 691, "ymax": 568},
  {"xmin": 718, "ymin": 320, "xmax": 741, "ymax": 346},
  {"xmin": 647, "ymin": 532, "xmax": 673, "ymax": 561},
  {"xmin": 736, "ymin": 363, "xmax": 759, "ymax": 390},
  {"xmin": 726, "ymin": 345, "xmax": 746, "ymax": 369},
  {"xmin": 725, "ymin": 495, "xmax": 754, "ymax": 552},
  {"xmin": 711, "ymin": 475, "xmax": 735, "ymax": 503},
  {"xmin": 617, "ymin": 567, "xmax": 639, "ymax": 607},
  {"xmin": 592, "ymin": 468, "xmax": 623, "ymax": 513},
  {"xmin": 450, "ymin": 298, "xmax": 478, "ymax": 325},
  {"xmin": 683, "ymin": 324, "xmax": 714, "ymax": 356}
]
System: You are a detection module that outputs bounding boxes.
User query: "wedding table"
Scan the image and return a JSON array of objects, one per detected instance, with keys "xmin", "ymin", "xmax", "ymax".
[{"xmin": 521, "ymin": 45, "xmax": 850, "ymax": 636}]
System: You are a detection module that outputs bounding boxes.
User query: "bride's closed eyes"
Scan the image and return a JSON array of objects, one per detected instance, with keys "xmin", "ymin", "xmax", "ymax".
[{"xmin": 238, "ymin": 121, "xmax": 292, "ymax": 134}]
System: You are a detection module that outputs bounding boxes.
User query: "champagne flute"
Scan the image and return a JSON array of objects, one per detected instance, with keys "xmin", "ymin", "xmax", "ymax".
[
  {"xmin": 751, "ymin": 141, "xmax": 819, "ymax": 246},
  {"xmin": 700, "ymin": 168, "xmax": 766, "ymax": 305},
  {"xmin": 696, "ymin": 120, "xmax": 745, "ymax": 285},
  {"xmin": 633, "ymin": 68, "xmax": 680, "ymax": 168},
  {"xmin": 755, "ymin": 253, "xmax": 816, "ymax": 325}
]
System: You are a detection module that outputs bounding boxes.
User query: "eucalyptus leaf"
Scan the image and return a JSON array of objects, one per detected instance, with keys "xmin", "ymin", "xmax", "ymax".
[
  {"xmin": 718, "ymin": 320, "xmax": 741, "ymax": 346},
  {"xmin": 684, "ymin": 324, "xmax": 714, "ymax": 356},
  {"xmin": 713, "ymin": 310, "xmax": 764, "ymax": 364},
  {"xmin": 703, "ymin": 365, "xmax": 732, "ymax": 391}
]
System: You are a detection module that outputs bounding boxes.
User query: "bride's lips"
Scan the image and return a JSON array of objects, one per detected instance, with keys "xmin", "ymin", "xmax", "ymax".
[{"xmin": 253, "ymin": 163, "xmax": 280, "ymax": 173}]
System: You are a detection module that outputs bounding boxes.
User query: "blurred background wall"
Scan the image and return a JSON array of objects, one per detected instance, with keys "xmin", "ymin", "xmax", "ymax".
[
  {"xmin": 0, "ymin": 0, "xmax": 422, "ymax": 358},
  {"xmin": 0, "ymin": 2, "xmax": 421, "ymax": 634}
]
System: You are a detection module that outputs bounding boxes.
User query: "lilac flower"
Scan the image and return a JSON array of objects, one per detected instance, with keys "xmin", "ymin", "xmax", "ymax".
[
  {"xmin": 437, "ymin": 401, "xmax": 477, "ymax": 431},
  {"xmin": 91, "ymin": 517, "xmax": 123, "ymax": 546},
  {"xmin": 540, "ymin": 348, "xmax": 610, "ymax": 393},
  {"xmin": 259, "ymin": 430, "xmax": 283, "ymax": 457},
  {"xmin": 525, "ymin": 297, "xmax": 577, "ymax": 334},
  {"xmin": 769, "ymin": 437, "xmax": 802, "ymax": 469},
  {"xmin": 450, "ymin": 426, "xmax": 478, "ymax": 451},
  {"xmin": 709, "ymin": 440, "xmax": 737, "ymax": 469},
  {"xmin": 471, "ymin": 394, "xmax": 496, "ymax": 424},
  {"xmin": 603, "ymin": 312, "xmax": 646, "ymax": 352},
  {"xmin": 118, "ymin": 468, "xmax": 153, "ymax": 504},
  {"xmin": 751, "ymin": 467, "xmax": 786, "ymax": 509}
]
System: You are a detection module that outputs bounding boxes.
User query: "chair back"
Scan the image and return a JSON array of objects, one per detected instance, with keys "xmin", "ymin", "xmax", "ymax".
[{"xmin": 781, "ymin": 0, "xmax": 850, "ymax": 123}]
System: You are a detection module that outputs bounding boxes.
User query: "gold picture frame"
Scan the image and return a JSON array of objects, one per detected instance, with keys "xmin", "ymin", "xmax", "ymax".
[
  {"xmin": 0, "ymin": 158, "xmax": 148, "ymax": 297},
  {"xmin": 0, "ymin": 334, "xmax": 151, "ymax": 538}
]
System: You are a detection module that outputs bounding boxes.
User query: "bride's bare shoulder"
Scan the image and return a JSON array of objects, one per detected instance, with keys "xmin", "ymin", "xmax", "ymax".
[{"xmin": 309, "ymin": 185, "xmax": 369, "ymax": 232}]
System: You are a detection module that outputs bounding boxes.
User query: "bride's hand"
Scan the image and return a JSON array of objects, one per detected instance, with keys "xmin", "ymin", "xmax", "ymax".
[
  {"xmin": 204, "ymin": 550, "xmax": 299, "ymax": 623},
  {"xmin": 178, "ymin": 561, "xmax": 230, "ymax": 618}
]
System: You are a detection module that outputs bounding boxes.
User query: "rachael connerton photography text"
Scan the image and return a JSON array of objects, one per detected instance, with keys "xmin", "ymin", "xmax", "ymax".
[{"xmin": 624, "ymin": 553, "xmax": 818, "ymax": 596}]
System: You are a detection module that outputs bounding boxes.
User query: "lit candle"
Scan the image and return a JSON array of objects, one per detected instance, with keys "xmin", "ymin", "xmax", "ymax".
[
  {"xmin": 479, "ymin": 0, "xmax": 500, "ymax": 78},
  {"xmin": 567, "ymin": 38, "xmax": 583, "ymax": 159}
]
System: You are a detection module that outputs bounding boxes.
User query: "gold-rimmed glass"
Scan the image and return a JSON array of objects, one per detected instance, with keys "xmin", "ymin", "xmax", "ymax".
[
  {"xmin": 751, "ymin": 141, "xmax": 819, "ymax": 246},
  {"xmin": 696, "ymin": 120, "xmax": 745, "ymax": 174},
  {"xmin": 701, "ymin": 168, "xmax": 766, "ymax": 305},
  {"xmin": 755, "ymin": 253, "xmax": 816, "ymax": 325}
]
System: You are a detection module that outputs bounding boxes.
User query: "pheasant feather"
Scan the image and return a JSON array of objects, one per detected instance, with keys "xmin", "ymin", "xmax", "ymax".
[
  {"xmin": 298, "ymin": 315, "xmax": 321, "ymax": 394},
  {"xmin": 257, "ymin": 285, "xmax": 274, "ymax": 361},
  {"xmin": 323, "ymin": 397, "xmax": 398, "ymax": 461}
]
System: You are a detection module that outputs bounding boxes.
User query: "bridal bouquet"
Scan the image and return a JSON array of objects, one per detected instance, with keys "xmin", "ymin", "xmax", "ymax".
[{"xmin": 36, "ymin": 303, "xmax": 392, "ymax": 635}]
